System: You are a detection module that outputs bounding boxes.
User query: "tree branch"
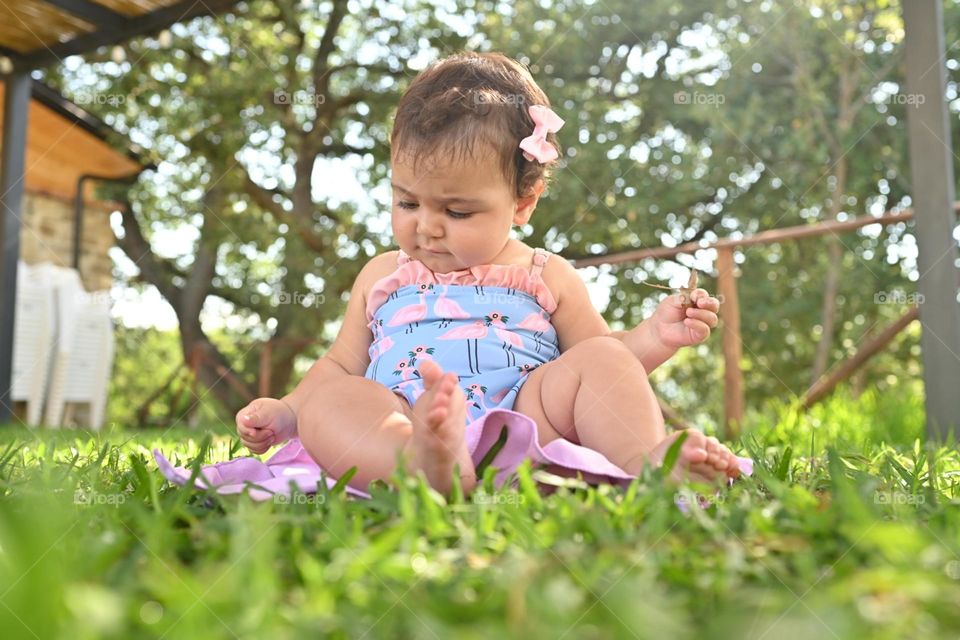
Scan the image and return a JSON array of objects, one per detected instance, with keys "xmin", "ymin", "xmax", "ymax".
[
  {"xmin": 312, "ymin": 0, "xmax": 350, "ymax": 98},
  {"xmin": 241, "ymin": 166, "xmax": 290, "ymax": 220},
  {"xmin": 115, "ymin": 204, "xmax": 181, "ymax": 306}
]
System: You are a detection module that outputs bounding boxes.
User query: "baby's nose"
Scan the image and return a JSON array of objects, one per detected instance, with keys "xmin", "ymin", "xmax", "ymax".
[{"xmin": 416, "ymin": 210, "xmax": 444, "ymax": 237}]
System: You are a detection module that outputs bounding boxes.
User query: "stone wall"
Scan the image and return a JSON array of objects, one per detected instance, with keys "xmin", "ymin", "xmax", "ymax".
[{"xmin": 19, "ymin": 192, "xmax": 114, "ymax": 292}]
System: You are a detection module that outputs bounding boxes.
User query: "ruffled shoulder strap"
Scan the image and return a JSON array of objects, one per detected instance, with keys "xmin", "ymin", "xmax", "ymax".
[
  {"xmin": 530, "ymin": 247, "xmax": 550, "ymax": 278},
  {"xmin": 397, "ymin": 248, "xmax": 411, "ymax": 265}
]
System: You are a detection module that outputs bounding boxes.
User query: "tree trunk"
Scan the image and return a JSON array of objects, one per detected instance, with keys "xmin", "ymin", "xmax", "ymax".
[
  {"xmin": 267, "ymin": 341, "xmax": 314, "ymax": 397},
  {"xmin": 116, "ymin": 188, "xmax": 254, "ymax": 420},
  {"xmin": 811, "ymin": 235, "xmax": 844, "ymax": 383},
  {"xmin": 804, "ymin": 50, "xmax": 859, "ymax": 387}
]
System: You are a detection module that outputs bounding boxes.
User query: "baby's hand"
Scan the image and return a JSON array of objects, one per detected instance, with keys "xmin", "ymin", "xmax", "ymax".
[
  {"xmin": 235, "ymin": 397, "xmax": 298, "ymax": 455},
  {"xmin": 651, "ymin": 288, "xmax": 720, "ymax": 349}
]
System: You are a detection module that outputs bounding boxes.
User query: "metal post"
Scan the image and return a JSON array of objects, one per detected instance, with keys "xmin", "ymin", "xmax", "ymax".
[
  {"xmin": 0, "ymin": 73, "xmax": 31, "ymax": 424},
  {"xmin": 903, "ymin": 1, "xmax": 960, "ymax": 440}
]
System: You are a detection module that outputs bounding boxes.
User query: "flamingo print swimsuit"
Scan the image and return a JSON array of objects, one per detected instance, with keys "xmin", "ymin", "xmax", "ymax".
[{"xmin": 364, "ymin": 247, "xmax": 560, "ymax": 424}]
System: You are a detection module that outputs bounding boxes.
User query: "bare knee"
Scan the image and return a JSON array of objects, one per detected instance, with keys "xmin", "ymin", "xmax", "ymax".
[
  {"xmin": 298, "ymin": 376, "xmax": 410, "ymax": 424},
  {"xmin": 565, "ymin": 335, "xmax": 645, "ymax": 375}
]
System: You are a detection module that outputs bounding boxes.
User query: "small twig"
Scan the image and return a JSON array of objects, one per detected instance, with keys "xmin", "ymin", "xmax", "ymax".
[{"xmin": 641, "ymin": 269, "xmax": 699, "ymax": 310}]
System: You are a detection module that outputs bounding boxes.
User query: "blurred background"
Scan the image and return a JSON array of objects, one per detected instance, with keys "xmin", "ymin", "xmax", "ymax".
[{"xmin": 6, "ymin": 0, "xmax": 956, "ymax": 433}]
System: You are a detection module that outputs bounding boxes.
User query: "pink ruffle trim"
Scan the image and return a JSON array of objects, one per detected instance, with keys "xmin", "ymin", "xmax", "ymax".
[{"xmin": 365, "ymin": 259, "xmax": 558, "ymax": 323}]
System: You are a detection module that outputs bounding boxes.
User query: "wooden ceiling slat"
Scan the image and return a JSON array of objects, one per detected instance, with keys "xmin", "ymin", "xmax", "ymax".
[
  {"xmin": 90, "ymin": 0, "xmax": 186, "ymax": 18},
  {"xmin": 43, "ymin": 0, "xmax": 127, "ymax": 29},
  {"xmin": 0, "ymin": 0, "xmax": 95, "ymax": 53},
  {"xmin": 0, "ymin": 83, "xmax": 143, "ymax": 204},
  {"xmin": 5, "ymin": 0, "xmax": 241, "ymax": 71}
]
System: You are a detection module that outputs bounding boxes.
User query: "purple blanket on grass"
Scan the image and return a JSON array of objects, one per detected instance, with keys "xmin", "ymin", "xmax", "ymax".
[{"xmin": 153, "ymin": 408, "xmax": 753, "ymax": 501}]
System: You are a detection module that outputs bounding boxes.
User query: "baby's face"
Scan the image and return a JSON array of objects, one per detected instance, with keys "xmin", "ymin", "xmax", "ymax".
[{"xmin": 390, "ymin": 150, "xmax": 537, "ymax": 273}]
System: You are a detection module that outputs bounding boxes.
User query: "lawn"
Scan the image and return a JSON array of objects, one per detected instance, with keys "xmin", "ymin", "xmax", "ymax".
[{"xmin": 1, "ymin": 388, "xmax": 958, "ymax": 639}]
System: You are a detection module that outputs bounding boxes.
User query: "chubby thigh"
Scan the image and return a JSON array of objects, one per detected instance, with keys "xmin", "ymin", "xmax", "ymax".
[{"xmin": 513, "ymin": 335, "xmax": 636, "ymax": 447}]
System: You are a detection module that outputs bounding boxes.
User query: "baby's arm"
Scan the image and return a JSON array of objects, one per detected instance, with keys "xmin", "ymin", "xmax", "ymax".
[
  {"xmin": 609, "ymin": 323, "xmax": 677, "ymax": 373},
  {"xmin": 549, "ymin": 259, "xmax": 677, "ymax": 373},
  {"xmin": 282, "ymin": 253, "xmax": 391, "ymax": 409},
  {"xmin": 236, "ymin": 253, "xmax": 389, "ymax": 452}
]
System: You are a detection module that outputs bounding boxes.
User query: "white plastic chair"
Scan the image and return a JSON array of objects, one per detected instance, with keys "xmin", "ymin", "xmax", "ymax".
[
  {"xmin": 42, "ymin": 271, "xmax": 115, "ymax": 430},
  {"xmin": 10, "ymin": 262, "xmax": 58, "ymax": 426}
]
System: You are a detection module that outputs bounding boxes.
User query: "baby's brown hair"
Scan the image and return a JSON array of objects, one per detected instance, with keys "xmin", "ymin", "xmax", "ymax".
[{"xmin": 391, "ymin": 52, "xmax": 562, "ymax": 198}]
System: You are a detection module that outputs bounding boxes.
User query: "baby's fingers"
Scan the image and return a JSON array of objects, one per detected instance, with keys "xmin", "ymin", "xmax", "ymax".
[
  {"xmin": 239, "ymin": 424, "xmax": 273, "ymax": 442},
  {"xmin": 683, "ymin": 318, "xmax": 712, "ymax": 341},
  {"xmin": 692, "ymin": 290, "xmax": 720, "ymax": 312},
  {"xmin": 244, "ymin": 439, "xmax": 272, "ymax": 455},
  {"xmin": 236, "ymin": 401, "xmax": 264, "ymax": 428},
  {"xmin": 685, "ymin": 307, "xmax": 718, "ymax": 327}
]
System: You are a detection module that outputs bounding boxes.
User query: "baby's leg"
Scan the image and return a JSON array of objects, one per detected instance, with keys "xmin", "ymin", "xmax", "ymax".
[
  {"xmin": 513, "ymin": 336, "xmax": 740, "ymax": 483},
  {"xmin": 297, "ymin": 363, "xmax": 476, "ymax": 496}
]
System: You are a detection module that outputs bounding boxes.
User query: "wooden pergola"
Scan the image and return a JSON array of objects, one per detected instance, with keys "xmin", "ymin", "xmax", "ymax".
[{"xmin": 0, "ymin": 0, "xmax": 242, "ymax": 424}]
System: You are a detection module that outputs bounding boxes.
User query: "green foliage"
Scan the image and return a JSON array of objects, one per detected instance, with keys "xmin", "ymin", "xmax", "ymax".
[
  {"xmin": 107, "ymin": 325, "xmax": 236, "ymax": 429},
  {"xmin": 488, "ymin": 0, "xmax": 927, "ymax": 415},
  {"xmin": 49, "ymin": 0, "xmax": 955, "ymax": 421},
  {"xmin": 1, "ymin": 387, "xmax": 958, "ymax": 638}
]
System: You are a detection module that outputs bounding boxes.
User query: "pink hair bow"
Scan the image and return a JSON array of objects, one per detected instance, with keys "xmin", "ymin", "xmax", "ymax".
[{"xmin": 519, "ymin": 105, "xmax": 564, "ymax": 163}]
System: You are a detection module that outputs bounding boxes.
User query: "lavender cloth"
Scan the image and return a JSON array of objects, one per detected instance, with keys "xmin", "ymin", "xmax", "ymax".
[{"xmin": 153, "ymin": 408, "xmax": 754, "ymax": 501}]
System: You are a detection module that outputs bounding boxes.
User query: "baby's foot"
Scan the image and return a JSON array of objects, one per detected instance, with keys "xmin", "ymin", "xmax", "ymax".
[
  {"xmin": 403, "ymin": 360, "xmax": 476, "ymax": 495},
  {"xmin": 644, "ymin": 429, "xmax": 741, "ymax": 484}
]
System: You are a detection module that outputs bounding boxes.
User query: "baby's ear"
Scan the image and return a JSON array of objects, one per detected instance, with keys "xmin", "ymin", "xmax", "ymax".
[{"xmin": 513, "ymin": 179, "xmax": 545, "ymax": 225}]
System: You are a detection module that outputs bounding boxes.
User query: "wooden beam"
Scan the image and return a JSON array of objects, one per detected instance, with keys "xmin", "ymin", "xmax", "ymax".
[
  {"xmin": 802, "ymin": 307, "xmax": 920, "ymax": 409},
  {"xmin": 41, "ymin": 0, "xmax": 126, "ymax": 30},
  {"xmin": 716, "ymin": 247, "xmax": 743, "ymax": 438},
  {"xmin": 0, "ymin": 72, "xmax": 30, "ymax": 424},
  {"xmin": 571, "ymin": 210, "xmax": 928, "ymax": 268},
  {"xmin": 903, "ymin": 0, "xmax": 960, "ymax": 440},
  {"xmin": 11, "ymin": 0, "xmax": 241, "ymax": 71}
]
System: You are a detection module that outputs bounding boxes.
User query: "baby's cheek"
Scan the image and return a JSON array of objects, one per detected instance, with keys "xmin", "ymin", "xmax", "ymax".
[{"xmin": 464, "ymin": 225, "xmax": 505, "ymax": 257}]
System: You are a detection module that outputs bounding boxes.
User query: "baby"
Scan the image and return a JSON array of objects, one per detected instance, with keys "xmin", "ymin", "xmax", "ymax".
[{"xmin": 236, "ymin": 52, "xmax": 740, "ymax": 496}]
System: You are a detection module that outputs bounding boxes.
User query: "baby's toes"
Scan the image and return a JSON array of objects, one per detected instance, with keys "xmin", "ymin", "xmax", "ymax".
[
  {"xmin": 702, "ymin": 437, "xmax": 726, "ymax": 470},
  {"xmin": 709, "ymin": 451, "xmax": 729, "ymax": 471},
  {"xmin": 724, "ymin": 450, "xmax": 741, "ymax": 478},
  {"xmin": 681, "ymin": 440, "xmax": 709, "ymax": 465},
  {"xmin": 670, "ymin": 432, "xmax": 706, "ymax": 466},
  {"xmin": 419, "ymin": 359, "xmax": 443, "ymax": 387}
]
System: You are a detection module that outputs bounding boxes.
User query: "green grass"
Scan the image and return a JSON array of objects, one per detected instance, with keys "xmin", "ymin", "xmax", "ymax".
[{"xmin": 1, "ymin": 387, "xmax": 958, "ymax": 639}]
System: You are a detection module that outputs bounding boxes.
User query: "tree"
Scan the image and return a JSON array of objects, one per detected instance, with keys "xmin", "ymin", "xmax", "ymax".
[
  {"xmin": 52, "ymin": 0, "xmax": 472, "ymax": 417},
  {"xmin": 53, "ymin": 0, "xmax": 940, "ymax": 425}
]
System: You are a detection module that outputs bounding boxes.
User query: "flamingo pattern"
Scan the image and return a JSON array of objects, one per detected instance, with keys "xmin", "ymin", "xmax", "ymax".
[
  {"xmin": 407, "ymin": 344, "xmax": 436, "ymax": 367},
  {"xmin": 517, "ymin": 310, "xmax": 551, "ymax": 353},
  {"xmin": 433, "ymin": 285, "xmax": 470, "ymax": 328},
  {"xmin": 363, "ymin": 248, "xmax": 560, "ymax": 425},
  {"xmin": 391, "ymin": 357, "xmax": 424, "ymax": 402},
  {"xmin": 386, "ymin": 283, "xmax": 433, "ymax": 334},
  {"xmin": 368, "ymin": 318, "xmax": 395, "ymax": 379},
  {"xmin": 437, "ymin": 319, "xmax": 489, "ymax": 374},
  {"xmin": 485, "ymin": 311, "xmax": 523, "ymax": 367},
  {"xmin": 465, "ymin": 383, "xmax": 491, "ymax": 413}
]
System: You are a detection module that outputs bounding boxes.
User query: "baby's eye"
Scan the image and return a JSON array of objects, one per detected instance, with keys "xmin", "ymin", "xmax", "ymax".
[
  {"xmin": 446, "ymin": 209, "xmax": 473, "ymax": 219},
  {"xmin": 397, "ymin": 200, "xmax": 418, "ymax": 210}
]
